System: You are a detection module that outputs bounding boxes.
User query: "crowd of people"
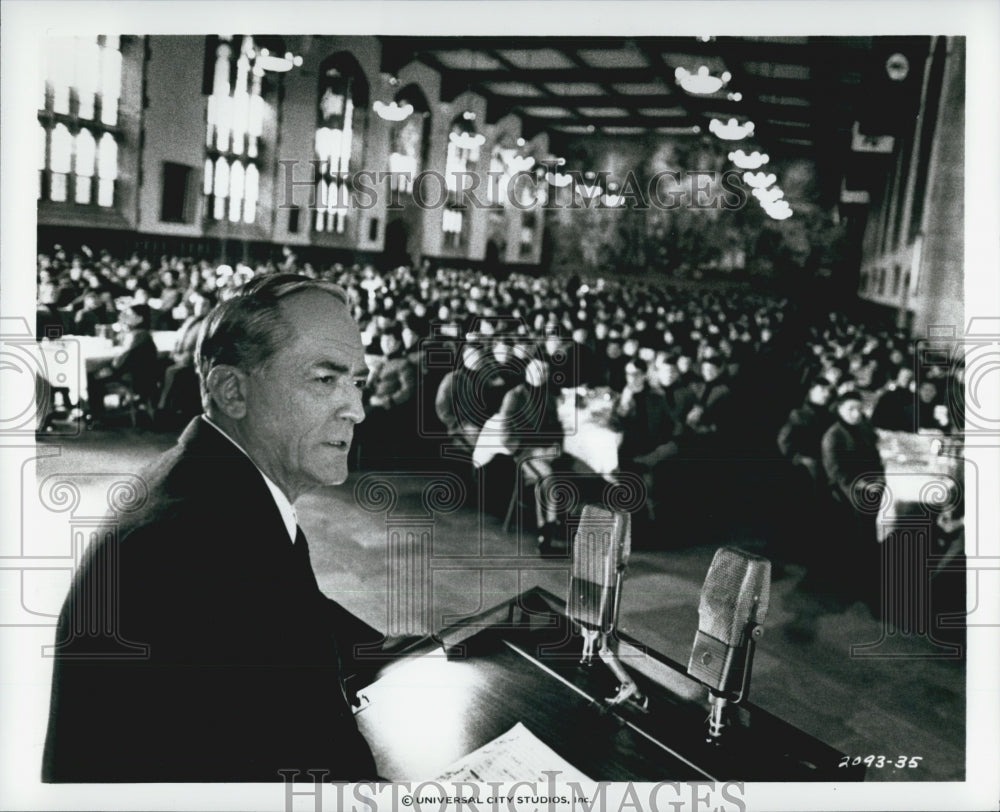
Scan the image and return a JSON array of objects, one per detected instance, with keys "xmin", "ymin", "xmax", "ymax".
[{"xmin": 36, "ymin": 244, "xmax": 964, "ymax": 568}]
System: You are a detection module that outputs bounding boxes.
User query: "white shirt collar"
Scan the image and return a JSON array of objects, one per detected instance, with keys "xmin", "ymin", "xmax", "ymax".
[{"xmin": 201, "ymin": 416, "xmax": 298, "ymax": 544}]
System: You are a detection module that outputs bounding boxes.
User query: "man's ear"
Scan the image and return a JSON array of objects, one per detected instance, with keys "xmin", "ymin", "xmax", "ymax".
[{"xmin": 205, "ymin": 365, "xmax": 249, "ymax": 419}]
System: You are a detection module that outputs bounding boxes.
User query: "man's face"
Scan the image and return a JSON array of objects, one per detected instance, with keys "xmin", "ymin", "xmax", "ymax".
[
  {"xmin": 625, "ymin": 363, "xmax": 646, "ymax": 393},
  {"xmin": 655, "ymin": 361, "xmax": 679, "ymax": 388},
  {"xmin": 241, "ymin": 291, "xmax": 367, "ymax": 497},
  {"xmin": 809, "ymin": 384, "xmax": 832, "ymax": 406},
  {"xmin": 701, "ymin": 361, "xmax": 721, "ymax": 383},
  {"xmin": 379, "ymin": 333, "xmax": 400, "ymax": 356},
  {"xmin": 493, "ymin": 341, "xmax": 511, "ymax": 364},
  {"xmin": 837, "ymin": 399, "xmax": 863, "ymax": 425}
]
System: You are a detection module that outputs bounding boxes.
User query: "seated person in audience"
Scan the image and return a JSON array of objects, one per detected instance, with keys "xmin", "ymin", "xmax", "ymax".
[
  {"xmin": 54, "ymin": 262, "xmax": 85, "ymax": 308},
  {"xmin": 871, "ymin": 365, "xmax": 916, "ymax": 431},
  {"xmin": 599, "ymin": 337, "xmax": 627, "ymax": 392},
  {"xmin": 915, "ymin": 379, "xmax": 951, "ymax": 432},
  {"xmin": 542, "ymin": 326, "xmax": 580, "ymax": 391},
  {"xmin": 72, "ymin": 291, "xmax": 111, "ymax": 337},
  {"xmin": 675, "ymin": 356, "xmax": 734, "ymax": 457},
  {"xmin": 435, "ymin": 341, "xmax": 497, "ymax": 456},
  {"xmin": 496, "ymin": 355, "xmax": 565, "ymax": 550},
  {"xmin": 36, "ymin": 283, "xmax": 66, "ymax": 340},
  {"xmin": 777, "ymin": 379, "xmax": 835, "ymax": 489},
  {"xmin": 615, "ymin": 358, "xmax": 677, "ymax": 528},
  {"xmin": 155, "ymin": 270, "xmax": 183, "ymax": 323},
  {"xmin": 86, "ymin": 304, "xmax": 159, "ymax": 425},
  {"xmin": 157, "ymin": 293, "xmax": 209, "ymax": 422},
  {"xmin": 490, "ymin": 335, "xmax": 528, "ymax": 395},
  {"xmin": 357, "ymin": 324, "xmax": 418, "ymax": 462},
  {"xmin": 651, "ymin": 351, "xmax": 696, "ymax": 429},
  {"xmin": 820, "ymin": 390, "xmax": 886, "ymax": 606}
]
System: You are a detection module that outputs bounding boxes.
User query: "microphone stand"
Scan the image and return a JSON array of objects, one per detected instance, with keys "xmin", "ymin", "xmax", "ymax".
[
  {"xmin": 578, "ymin": 568, "xmax": 648, "ymax": 711},
  {"xmin": 705, "ymin": 623, "xmax": 762, "ymax": 742}
]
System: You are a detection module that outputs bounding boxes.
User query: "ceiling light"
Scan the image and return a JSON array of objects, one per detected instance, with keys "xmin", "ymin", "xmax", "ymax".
[
  {"xmin": 675, "ymin": 66, "xmax": 732, "ymax": 95},
  {"xmin": 753, "ymin": 186, "xmax": 784, "ymax": 204},
  {"xmin": 450, "ymin": 131, "xmax": 486, "ymax": 149},
  {"xmin": 516, "ymin": 137, "xmax": 526, "ymax": 147},
  {"xmin": 545, "ymin": 171, "xmax": 573, "ymax": 188},
  {"xmin": 710, "ymin": 118, "xmax": 754, "ymax": 140},
  {"xmin": 374, "ymin": 100, "xmax": 414, "ymax": 122},
  {"xmin": 763, "ymin": 201, "xmax": 793, "ymax": 219},
  {"xmin": 729, "ymin": 150, "xmax": 769, "ymax": 169},
  {"xmin": 744, "ymin": 171, "xmax": 777, "ymax": 188},
  {"xmin": 727, "ymin": 92, "xmax": 743, "ymax": 102}
]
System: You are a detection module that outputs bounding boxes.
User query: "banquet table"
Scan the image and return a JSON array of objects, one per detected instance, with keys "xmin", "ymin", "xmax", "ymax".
[
  {"xmin": 472, "ymin": 387, "xmax": 622, "ymax": 477},
  {"xmin": 37, "ymin": 331, "xmax": 179, "ymax": 405}
]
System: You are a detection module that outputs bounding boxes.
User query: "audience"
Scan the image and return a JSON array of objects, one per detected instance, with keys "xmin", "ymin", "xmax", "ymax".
[{"xmin": 35, "ymin": 244, "xmax": 965, "ymax": 574}]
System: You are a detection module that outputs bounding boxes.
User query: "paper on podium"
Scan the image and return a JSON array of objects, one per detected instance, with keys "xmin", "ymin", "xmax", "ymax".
[{"xmin": 435, "ymin": 722, "xmax": 593, "ymax": 783}]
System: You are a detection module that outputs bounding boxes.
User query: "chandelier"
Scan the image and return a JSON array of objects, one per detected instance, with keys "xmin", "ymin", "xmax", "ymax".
[
  {"xmin": 374, "ymin": 100, "xmax": 414, "ymax": 122},
  {"xmin": 729, "ymin": 150, "xmax": 769, "ymax": 170},
  {"xmin": 743, "ymin": 171, "xmax": 776, "ymax": 189},
  {"xmin": 675, "ymin": 66, "xmax": 731, "ymax": 95},
  {"xmin": 710, "ymin": 118, "xmax": 755, "ymax": 140}
]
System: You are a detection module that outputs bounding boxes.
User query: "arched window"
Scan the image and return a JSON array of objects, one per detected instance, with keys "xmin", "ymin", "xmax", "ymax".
[
  {"xmin": 49, "ymin": 123, "xmax": 73, "ymax": 202},
  {"xmin": 204, "ymin": 35, "xmax": 264, "ymax": 222},
  {"xmin": 314, "ymin": 53, "xmax": 369, "ymax": 235},
  {"xmin": 386, "ymin": 84, "xmax": 430, "ymax": 194},
  {"xmin": 97, "ymin": 132, "xmax": 117, "ymax": 207},
  {"xmin": 74, "ymin": 129, "xmax": 96, "ymax": 204},
  {"xmin": 37, "ymin": 123, "xmax": 47, "ymax": 200},
  {"xmin": 228, "ymin": 161, "xmax": 245, "ymax": 222},
  {"xmin": 243, "ymin": 164, "xmax": 259, "ymax": 224},
  {"xmin": 38, "ymin": 35, "xmax": 121, "ymax": 206}
]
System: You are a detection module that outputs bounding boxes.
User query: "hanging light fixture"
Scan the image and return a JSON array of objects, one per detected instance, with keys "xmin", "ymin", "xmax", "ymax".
[
  {"xmin": 709, "ymin": 117, "xmax": 754, "ymax": 140},
  {"xmin": 729, "ymin": 150, "xmax": 769, "ymax": 170},
  {"xmin": 545, "ymin": 170, "xmax": 573, "ymax": 188},
  {"xmin": 374, "ymin": 100, "xmax": 414, "ymax": 122},
  {"xmin": 675, "ymin": 66, "xmax": 732, "ymax": 95},
  {"xmin": 250, "ymin": 38, "xmax": 303, "ymax": 73},
  {"xmin": 743, "ymin": 171, "xmax": 777, "ymax": 189},
  {"xmin": 753, "ymin": 186, "xmax": 784, "ymax": 204},
  {"xmin": 762, "ymin": 199, "xmax": 792, "ymax": 219},
  {"xmin": 450, "ymin": 130, "xmax": 486, "ymax": 149}
]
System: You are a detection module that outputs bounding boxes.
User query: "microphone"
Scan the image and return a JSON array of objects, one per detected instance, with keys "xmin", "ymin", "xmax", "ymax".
[
  {"xmin": 687, "ymin": 546, "xmax": 771, "ymax": 740},
  {"xmin": 567, "ymin": 506, "xmax": 646, "ymax": 710}
]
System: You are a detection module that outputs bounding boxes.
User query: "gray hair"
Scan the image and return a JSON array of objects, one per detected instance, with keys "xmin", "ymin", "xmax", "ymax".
[{"xmin": 196, "ymin": 273, "xmax": 349, "ymax": 409}]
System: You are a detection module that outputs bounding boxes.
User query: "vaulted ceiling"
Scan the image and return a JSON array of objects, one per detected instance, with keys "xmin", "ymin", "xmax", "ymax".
[{"xmin": 380, "ymin": 35, "xmax": 930, "ymax": 205}]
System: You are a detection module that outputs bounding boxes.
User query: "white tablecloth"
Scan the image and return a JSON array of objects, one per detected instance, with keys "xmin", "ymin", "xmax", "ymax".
[
  {"xmin": 37, "ymin": 332, "xmax": 179, "ymax": 404},
  {"xmin": 472, "ymin": 389, "xmax": 622, "ymax": 477},
  {"xmin": 876, "ymin": 430, "xmax": 963, "ymax": 540}
]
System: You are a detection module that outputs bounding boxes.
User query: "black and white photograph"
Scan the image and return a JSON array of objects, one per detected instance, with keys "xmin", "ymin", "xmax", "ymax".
[{"xmin": 1, "ymin": 2, "xmax": 998, "ymax": 810}]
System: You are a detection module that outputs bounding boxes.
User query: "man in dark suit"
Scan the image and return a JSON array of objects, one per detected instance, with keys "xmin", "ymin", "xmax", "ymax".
[
  {"xmin": 42, "ymin": 275, "xmax": 378, "ymax": 782},
  {"xmin": 85, "ymin": 303, "xmax": 160, "ymax": 425},
  {"xmin": 820, "ymin": 390, "xmax": 886, "ymax": 607}
]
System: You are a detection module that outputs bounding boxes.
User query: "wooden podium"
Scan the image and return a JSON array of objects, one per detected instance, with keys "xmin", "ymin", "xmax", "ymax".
[{"xmin": 347, "ymin": 588, "xmax": 865, "ymax": 782}]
